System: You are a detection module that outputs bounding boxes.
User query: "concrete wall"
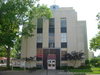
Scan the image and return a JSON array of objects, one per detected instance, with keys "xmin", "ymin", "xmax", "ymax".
[{"xmin": 77, "ymin": 21, "xmax": 88, "ymax": 59}]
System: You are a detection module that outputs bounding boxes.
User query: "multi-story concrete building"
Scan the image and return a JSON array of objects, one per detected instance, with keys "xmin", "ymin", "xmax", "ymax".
[{"xmin": 21, "ymin": 5, "xmax": 88, "ymax": 69}]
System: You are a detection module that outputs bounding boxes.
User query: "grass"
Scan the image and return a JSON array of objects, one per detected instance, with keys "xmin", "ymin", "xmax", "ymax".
[
  {"xmin": 69, "ymin": 69, "xmax": 92, "ymax": 72},
  {"xmin": 68, "ymin": 67, "xmax": 100, "ymax": 74},
  {"xmin": 12, "ymin": 67, "xmax": 25, "ymax": 70},
  {"xmin": 0, "ymin": 66, "xmax": 41, "ymax": 71},
  {"xmin": 0, "ymin": 66, "xmax": 100, "ymax": 74},
  {"xmin": 0, "ymin": 66, "xmax": 24, "ymax": 71},
  {"xmin": 0, "ymin": 67, "xmax": 10, "ymax": 71},
  {"xmin": 88, "ymin": 67, "xmax": 100, "ymax": 74}
]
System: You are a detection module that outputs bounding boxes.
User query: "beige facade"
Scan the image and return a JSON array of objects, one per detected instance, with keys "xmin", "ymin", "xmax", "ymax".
[{"xmin": 21, "ymin": 5, "xmax": 88, "ymax": 68}]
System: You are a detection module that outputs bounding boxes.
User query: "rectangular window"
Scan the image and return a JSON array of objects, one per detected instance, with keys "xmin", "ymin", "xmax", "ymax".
[
  {"xmin": 37, "ymin": 34, "xmax": 43, "ymax": 43},
  {"xmin": 49, "ymin": 28, "xmax": 55, "ymax": 33},
  {"xmin": 37, "ymin": 57, "xmax": 42, "ymax": 61},
  {"xmin": 49, "ymin": 33, "xmax": 55, "ymax": 43},
  {"xmin": 49, "ymin": 18, "xmax": 55, "ymax": 28},
  {"xmin": 37, "ymin": 18, "xmax": 43, "ymax": 28},
  {"xmin": 49, "ymin": 42, "xmax": 55, "ymax": 48},
  {"xmin": 37, "ymin": 43, "xmax": 42, "ymax": 48},
  {"xmin": 61, "ymin": 27, "xmax": 67, "ymax": 33},
  {"xmin": 61, "ymin": 18, "xmax": 67, "ymax": 33},
  {"xmin": 61, "ymin": 33, "xmax": 67, "ymax": 42},
  {"xmin": 61, "ymin": 18, "xmax": 66, "ymax": 27},
  {"xmin": 61, "ymin": 42, "xmax": 67, "ymax": 48},
  {"xmin": 49, "ymin": 18, "xmax": 55, "ymax": 48},
  {"xmin": 37, "ymin": 28, "xmax": 42, "ymax": 33}
]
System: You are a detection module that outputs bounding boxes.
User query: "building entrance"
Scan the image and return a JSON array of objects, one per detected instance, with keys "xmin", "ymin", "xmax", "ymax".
[
  {"xmin": 43, "ymin": 48, "xmax": 60, "ymax": 69},
  {"xmin": 47, "ymin": 59, "xmax": 56, "ymax": 69}
]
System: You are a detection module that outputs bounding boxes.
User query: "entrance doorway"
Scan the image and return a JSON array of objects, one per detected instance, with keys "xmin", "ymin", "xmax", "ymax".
[
  {"xmin": 47, "ymin": 59, "xmax": 56, "ymax": 69},
  {"xmin": 43, "ymin": 48, "xmax": 60, "ymax": 69}
]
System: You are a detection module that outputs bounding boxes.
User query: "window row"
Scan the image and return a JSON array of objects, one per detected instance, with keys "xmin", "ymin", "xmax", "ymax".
[
  {"xmin": 37, "ymin": 28, "xmax": 66, "ymax": 33},
  {"xmin": 37, "ymin": 33, "xmax": 67, "ymax": 43},
  {"xmin": 49, "ymin": 18, "xmax": 67, "ymax": 28},
  {"xmin": 37, "ymin": 28, "xmax": 55, "ymax": 33},
  {"xmin": 37, "ymin": 42, "xmax": 67, "ymax": 48},
  {"xmin": 37, "ymin": 18, "xmax": 67, "ymax": 33}
]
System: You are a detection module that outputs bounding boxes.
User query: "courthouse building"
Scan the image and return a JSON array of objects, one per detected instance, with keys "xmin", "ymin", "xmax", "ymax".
[{"xmin": 21, "ymin": 5, "xmax": 88, "ymax": 69}]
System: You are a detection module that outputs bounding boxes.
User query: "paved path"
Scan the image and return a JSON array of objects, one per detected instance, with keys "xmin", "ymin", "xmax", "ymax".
[
  {"xmin": 0, "ymin": 70, "xmax": 74, "ymax": 75},
  {"xmin": 0, "ymin": 70, "xmax": 99, "ymax": 75}
]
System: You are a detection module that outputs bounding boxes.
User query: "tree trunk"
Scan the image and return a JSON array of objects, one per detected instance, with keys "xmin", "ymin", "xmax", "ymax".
[{"xmin": 6, "ymin": 46, "xmax": 11, "ymax": 69}]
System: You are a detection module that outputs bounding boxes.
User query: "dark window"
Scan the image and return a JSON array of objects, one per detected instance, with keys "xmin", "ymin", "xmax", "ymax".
[
  {"xmin": 37, "ymin": 43, "xmax": 42, "ymax": 48},
  {"xmin": 36, "ymin": 64, "xmax": 42, "ymax": 68},
  {"xmin": 61, "ymin": 43, "xmax": 67, "ymax": 48},
  {"xmin": 37, "ymin": 28, "xmax": 42, "ymax": 33},
  {"xmin": 61, "ymin": 27, "xmax": 67, "ymax": 33},
  {"xmin": 49, "ymin": 28, "xmax": 54, "ymax": 33},
  {"xmin": 37, "ymin": 18, "xmax": 43, "ymax": 28},
  {"xmin": 49, "ymin": 42, "xmax": 55, "ymax": 48},
  {"xmin": 49, "ymin": 25, "xmax": 54, "ymax": 28},
  {"xmin": 37, "ymin": 57, "xmax": 42, "ymax": 61},
  {"xmin": 49, "ymin": 18, "xmax": 54, "ymax": 28},
  {"xmin": 61, "ymin": 18, "xmax": 66, "ymax": 27}
]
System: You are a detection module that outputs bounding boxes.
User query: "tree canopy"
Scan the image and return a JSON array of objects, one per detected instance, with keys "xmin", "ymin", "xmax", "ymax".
[
  {"xmin": 0, "ymin": 0, "xmax": 52, "ymax": 68},
  {"xmin": 90, "ymin": 13, "xmax": 100, "ymax": 51}
]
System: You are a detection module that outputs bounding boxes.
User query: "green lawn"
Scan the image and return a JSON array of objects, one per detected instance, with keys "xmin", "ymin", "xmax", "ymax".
[{"xmin": 68, "ymin": 67, "xmax": 100, "ymax": 74}]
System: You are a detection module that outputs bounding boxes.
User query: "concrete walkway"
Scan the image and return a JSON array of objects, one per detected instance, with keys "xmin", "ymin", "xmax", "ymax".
[
  {"xmin": 0, "ymin": 70, "xmax": 74, "ymax": 75},
  {"xmin": 0, "ymin": 70, "xmax": 99, "ymax": 75}
]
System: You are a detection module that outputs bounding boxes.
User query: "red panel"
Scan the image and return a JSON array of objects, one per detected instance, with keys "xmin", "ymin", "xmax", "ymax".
[
  {"xmin": 48, "ymin": 54, "xmax": 56, "ymax": 59},
  {"xmin": 37, "ymin": 54, "xmax": 43, "ymax": 58}
]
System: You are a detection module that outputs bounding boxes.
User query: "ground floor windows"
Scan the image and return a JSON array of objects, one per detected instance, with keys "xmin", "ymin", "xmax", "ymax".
[
  {"xmin": 37, "ymin": 48, "xmax": 43, "ymax": 61},
  {"xmin": 49, "ymin": 42, "xmax": 55, "ymax": 48},
  {"xmin": 37, "ymin": 43, "xmax": 42, "ymax": 48},
  {"xmin": 61, "ymin": 42, "xmax": 67, "ymax": 48},
  {"xmin": 37, "ymin": 28, "xmax": 43, "ymax": 33},
  {"xmin": 61, "ymin": 51, "xmax": 67, "ymax": 60}
]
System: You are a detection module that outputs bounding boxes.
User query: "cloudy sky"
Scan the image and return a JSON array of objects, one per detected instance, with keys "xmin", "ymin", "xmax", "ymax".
[{"xmin": 39, "ymin": 0, "xmax": 100, "ymax": 56}]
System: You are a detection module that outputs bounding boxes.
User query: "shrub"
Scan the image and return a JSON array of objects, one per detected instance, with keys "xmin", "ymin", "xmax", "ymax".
[
  {"xmin": 85, "ymin": 59, "xmax": 90, "ymax": 66},
  {"xmin": 78, "ymin": 65, "xmax": 91, "ymax": 69},
  {"xmin": 90, "ymin": 57, "xmax": 100, "ymax": 67}
]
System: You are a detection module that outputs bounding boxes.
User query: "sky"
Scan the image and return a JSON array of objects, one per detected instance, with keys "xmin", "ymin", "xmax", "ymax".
[{"xmin": 39, "ymin": 0, "xmax": 100, "ymax": 56}]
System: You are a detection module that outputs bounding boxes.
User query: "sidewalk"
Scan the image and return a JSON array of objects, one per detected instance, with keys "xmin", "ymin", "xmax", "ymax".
[{"xmin": 0, "ymin": 70, "xmax": 100, "ymax": 75}]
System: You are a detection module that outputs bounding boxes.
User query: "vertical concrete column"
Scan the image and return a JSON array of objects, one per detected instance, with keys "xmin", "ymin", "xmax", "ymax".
[
  {"xmin": 43, "ymin": 19, "xmax": 49, "ymax": 48},
  {"xmin": 55, "ymin": 17, "xmax": 61, "ymax": 48}
]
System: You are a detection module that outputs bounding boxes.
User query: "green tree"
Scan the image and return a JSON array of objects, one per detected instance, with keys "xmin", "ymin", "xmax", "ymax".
[
  {"xmin": 0, "ymin": 46, "xmax": 6, "ymax": 57},
  {"xmin": 90, "ymin": 34, "xmax": 100, "ymax": 51},
  {"xmin": 0, "ymin": 46, "xmax": 16, "ymax": 57},
  {"xmin": 96, "ymin": 13, "xmax": 100, "ymax": 29},
  {"xmin": 13, "ymin": 37, "xmax": 21, "ymax": 59},
  {"xmin": 90, "ymin": 13, "xmax": 100, "ymax": 51},
  {"xmin": 0, "ymin": 0, "xmax": 51, "ymax": 68}
]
